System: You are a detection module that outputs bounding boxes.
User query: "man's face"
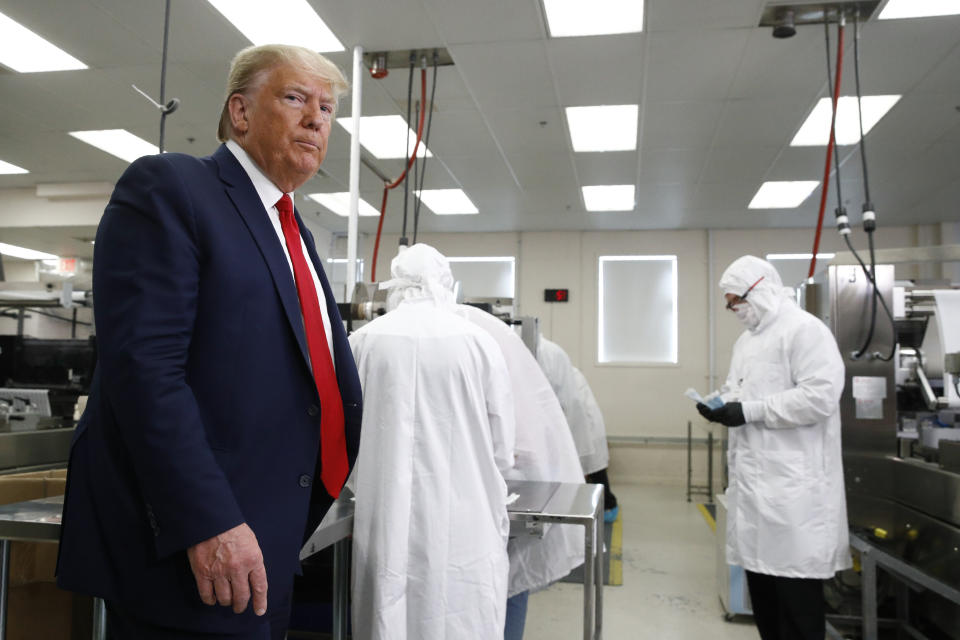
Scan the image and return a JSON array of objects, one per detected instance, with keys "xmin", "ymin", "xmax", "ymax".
[{"xmin": 231, "ymin": 63, "xmax": 335, "ymax": 193}]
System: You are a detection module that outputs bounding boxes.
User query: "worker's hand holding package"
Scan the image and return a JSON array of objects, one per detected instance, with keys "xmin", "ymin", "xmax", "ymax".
[{"xmin": 696, "ymin": 401, "xmax": 746, "ymax": 427}]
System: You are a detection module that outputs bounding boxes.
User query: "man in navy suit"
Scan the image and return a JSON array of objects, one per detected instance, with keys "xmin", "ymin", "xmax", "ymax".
[{"xmin": 56, "ymin": 44, "xmax": 362, "ymax": 639}]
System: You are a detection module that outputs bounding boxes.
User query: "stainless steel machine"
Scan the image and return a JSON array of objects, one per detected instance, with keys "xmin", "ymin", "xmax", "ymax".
[{"xmin": 805, "ymin": 252, "xmax": 960, "ymax": 638}]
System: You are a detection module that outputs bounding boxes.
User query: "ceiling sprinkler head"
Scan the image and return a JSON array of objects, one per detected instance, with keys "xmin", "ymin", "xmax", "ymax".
[
  {"xmin": 773, "ymin": 10, "xmax": 797, "ymax": 38},
  {"xmin": 369, "ymin": 53, "xmax": 388, "ymax": 79}
]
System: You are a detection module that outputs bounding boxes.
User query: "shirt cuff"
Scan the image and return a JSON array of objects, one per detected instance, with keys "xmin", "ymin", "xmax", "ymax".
[{"xmin": 741, "ymin": 400, "xmax": 765, "ymax": 424}]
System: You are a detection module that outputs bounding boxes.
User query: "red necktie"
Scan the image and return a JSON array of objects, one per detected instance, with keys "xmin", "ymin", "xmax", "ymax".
[{"xmin": 276, "ymin": 194, "xmax": 348, "ymax": 498}]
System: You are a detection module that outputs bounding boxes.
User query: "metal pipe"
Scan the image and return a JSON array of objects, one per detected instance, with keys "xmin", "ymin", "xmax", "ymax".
[
  {"xmin": 583, "ymin": 490, "xmax": 597, "ymax": 640},
  {"xmin": 333, "ymin": 538, "xmax": 349, "ymax": 640},
  {"xmin": 0, "ymin": 540, "xmax": 8, "ymax": 640},
  {"xmin": 346, "ymin": 45, "xmax": 363, "ymax": 300},
  {"xmin": 594, "ymin": 491, "xmax": 604, "ymax": 639},
  {"xmin": 707, "ymin": 229, "xmax": 716, "ymax": 391},
  {"xmin": 686, "ymin": 421, "xmax": 692, "ymax": 503},
  {"xmin": 92, "ymin": 597, "xmax": 107, "ymax": 639},
  {"xmin": 862, "ymin": 548, "xmax": 878, "ymax": 640},
  {"xmin": 915, "ymin": 365, "xmax": 939, "ymax": 411},
  {"xmin": 707, "ymin": 431, "xmax": 714, "ymax": 500}
]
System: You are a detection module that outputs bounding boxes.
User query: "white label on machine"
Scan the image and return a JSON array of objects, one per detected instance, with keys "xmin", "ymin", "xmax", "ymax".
[
  {"xmin": 852, "ymin": 376, "xmax": 886, "ymax": 420},
  {"xmin": 852, "ymin": 376, "xmax": 887, "ymax": 399}
]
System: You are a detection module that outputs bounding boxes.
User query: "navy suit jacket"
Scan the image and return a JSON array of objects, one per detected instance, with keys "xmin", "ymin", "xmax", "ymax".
[{"xmin": 56, "ymin": 145, "xmax": 362, "ymax": 632}]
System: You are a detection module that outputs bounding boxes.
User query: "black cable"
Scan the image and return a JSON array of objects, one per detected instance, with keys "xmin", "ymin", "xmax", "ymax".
[
  {"xmin": 411, "ymin": 100, "xmax": 420, "ymax": 243},
  {"xmin": 843, "ymin": 234, "xmax": 896, "ymax": 361},
  {"xmin": 853, "ymin": 230, "xmax": 879, "ymax": 358},
  {"xmin": 159, "ymin": 0, "xmax": 172, "ymax": 153},
  {"xmin": 823, "ymin": 20, "xmax": 843, "ymax": 206},
  {"xmin": 412, "ymin": 53, "xmax": 439, "ymax": 245},
  {"xmin": 400, "ymin": 55, "xmax": 415, "ymax": 244},
  {"xmin": 853, "ymin": 12, "xmax": 872, "ymax": 205}
]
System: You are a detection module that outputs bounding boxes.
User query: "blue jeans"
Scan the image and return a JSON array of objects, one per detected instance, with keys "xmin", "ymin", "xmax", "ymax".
[{"xmin": 504, "ymin": 591, "xmax": 529, "ymax": 640}]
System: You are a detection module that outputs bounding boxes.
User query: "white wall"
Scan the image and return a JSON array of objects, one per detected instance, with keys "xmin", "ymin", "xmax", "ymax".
[{"xmin": 351, "ymin": 224, "xmax": 922, "ymax": 439}]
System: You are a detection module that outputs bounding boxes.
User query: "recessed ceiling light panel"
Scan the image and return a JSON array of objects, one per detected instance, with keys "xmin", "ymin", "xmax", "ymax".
[
  {"xmin": 206, "ymin": 0, "xmax": 344, "ymax": 51},
  {"xmin": 543, "ymin": 0, "xmax": 644, "ymax": 37},
  {"xmin": 0, "ymin": 11, "xmax": 87, "ymax": 72},
  {"xmin": 749, "ymin": 181, "xmax": 820, "ymax": 209}
]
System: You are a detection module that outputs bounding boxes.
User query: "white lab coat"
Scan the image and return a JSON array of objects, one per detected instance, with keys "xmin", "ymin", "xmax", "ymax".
[
  {"xmin": 349, "ymin": 299, "xmax": 516, "ymax": 640},
  {"xmin": 536, "ymin": 337, "xmax": 610, "ymax": 474},
  {"xmin": 720, "ymin": 256, "xmax": 851, "ymax": 579},
  {"xmin": 457, "ymin": 305, "xmax": 585, "ymax": 597}
]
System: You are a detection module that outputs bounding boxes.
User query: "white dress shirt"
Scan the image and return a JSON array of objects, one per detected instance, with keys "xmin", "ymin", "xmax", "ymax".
[{"xmin": 226, "ymin": 139, "xmax": 335, "ymax": 363}]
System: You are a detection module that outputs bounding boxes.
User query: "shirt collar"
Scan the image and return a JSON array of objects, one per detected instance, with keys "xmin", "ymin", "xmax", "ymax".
[{"xmin": 225, "ymin": 139, "xmax": 292, "ymax": 211}]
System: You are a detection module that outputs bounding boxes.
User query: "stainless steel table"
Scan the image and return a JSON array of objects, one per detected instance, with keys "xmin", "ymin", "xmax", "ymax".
[
  {"xmin": 851, "ymin": 533, "xmax": 960, "ymax": 640},
  {"xmin": 301, "ymin": 480, "xmax": 605, "ymax": 640},
  {"xmin": 0, "ymin": 495, "xmax": 105, "ymax": 640}
]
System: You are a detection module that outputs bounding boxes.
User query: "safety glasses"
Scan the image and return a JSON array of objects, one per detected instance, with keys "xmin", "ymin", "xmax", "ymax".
[{"xmin": 725, "ymin": 276, "xmax": 765, "ymax": 311}]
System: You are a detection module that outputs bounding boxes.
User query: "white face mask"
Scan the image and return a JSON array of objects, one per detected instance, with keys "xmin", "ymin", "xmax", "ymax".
[{"xmin": 733, "ymin": 303, "xmax": 760, "ymax": 330}]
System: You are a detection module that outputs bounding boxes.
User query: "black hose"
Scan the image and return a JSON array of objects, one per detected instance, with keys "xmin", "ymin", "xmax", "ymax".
[
  {"xmin": 843, "ymin": 234, "xmax": 896, "ymax": 361},
  {"xmin": 412, "ymin": 53, "xmax": 439, "ymax": 244},
  {"xmin": 853, "ymin": 12, "xmax": 872, "ymax": 204},
  {"xmin": 401, "ymin": 55, "xmax": 415, "ymax": 243},
  {"xmin": 159, "ymin": 0, "xmax": 172, "ymax": 153},
  {"xmin": 411, "ymin": 100, "xmax": 420, "ymax": 241},
  {"xmin": 823, "ymin": 20, "xmax": 843, "ymax": 206},
  {"xmin": 853, "ymin": 231, "xmax": 879, "ymax": 358}
]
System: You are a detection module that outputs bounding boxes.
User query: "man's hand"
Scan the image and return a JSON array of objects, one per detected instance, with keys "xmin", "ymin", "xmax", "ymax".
[
  {"xmin": 187, "ymin": 523, "xmax": 268, "ymax": 616},
  {"xmin": 696, "ymin": 402, "xmax": 746, "ymax": 427}
]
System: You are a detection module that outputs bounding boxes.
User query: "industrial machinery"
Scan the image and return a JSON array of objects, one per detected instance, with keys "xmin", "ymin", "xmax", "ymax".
[{"xmin": 804, "ymin": 250, "xmax": 960, "ymax": 638}]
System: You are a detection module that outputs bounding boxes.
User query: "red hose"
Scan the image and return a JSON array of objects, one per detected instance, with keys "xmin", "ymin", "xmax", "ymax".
[
  {"xmin": 808, "ymin": 23, "xmax": 845, "ymax": 279},
  {"xmin": 371, "ymin": 69, "xmax": 427, "ymax": 281}
]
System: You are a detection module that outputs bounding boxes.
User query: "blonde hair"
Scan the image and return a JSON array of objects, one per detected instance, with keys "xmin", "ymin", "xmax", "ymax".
[{"xmin": 217, "ymin": 44, "xmax": 349, "ymax": 142}]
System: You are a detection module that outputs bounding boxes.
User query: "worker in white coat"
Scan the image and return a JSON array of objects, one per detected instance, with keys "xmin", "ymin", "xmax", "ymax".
[
  {"xmin": 697, "ymin": 255, "xmax": 850, "ymax": 640},
  {"xmin": 458, "ymin": 304, "xmax": 585, "ymax": 640},
  {"xmin": 348, "ymin": 244, "xmax": 515, "ymax": 640},
  {"xmin": 537, "ymin": 336, "xmax": 618, "ymax": 521}
]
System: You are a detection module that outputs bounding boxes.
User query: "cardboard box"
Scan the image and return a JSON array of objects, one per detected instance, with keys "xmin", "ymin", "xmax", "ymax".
[{"xmin": 0, "ymin": 468, "xmax": 83, "ymax": 639}]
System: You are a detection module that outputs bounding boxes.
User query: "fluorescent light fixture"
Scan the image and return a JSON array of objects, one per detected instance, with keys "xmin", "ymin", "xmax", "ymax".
[
  {"xmin": 767, "ymin": 253, "xmax": 836, "ymax": 261},
  {"xmin": 0, "ymin": 11, "xmax": 87, "ymax": 72},
  {"xmin": 326, "ymin": 258, "xmax": 364, "ymax": 264},
  {"xmin": 749, "ymin": 181, "xmax": 820, "ymax": 209},
  {"xmin": 791, "ymin": 95, "xmax": 901, "ymax": 146},
  {"xmin": 336, "ymin": 116, "xmax": 432, "ymax": 160},
  {"xmin": 0, "ymin": 160, "xmax": 28, "ymax": 175},
  {"xmin": 880, "ymin": 0, "xmax": 960, "ymax": 19},
  {"xmin": 543, "ymin": 0, "xmax": 644, "ymax": 37},
  {"xmin": 307, "ymin": 192, "xmax": 380, "ymax": 217},
  {"xmin": 583, "ymin": 185, "xmax": 635, "ymax": 211},
  {"xmin": 69, "ymin": 130, "xmax": 159, "ymax": 163},
  {"xmin": 206, "ymin": 0, "xmax": 344, "ymax": 51},
  {"xmin": 565, "ymin": 105, "xmax": 638, "ymax": 152},
  {"xmin": 415, "ymin": 189, "xmax": 478, "ymax": 215},
  {"xmin": 0, "ymin": 242, "xmax": 57, "ymax": 261}
]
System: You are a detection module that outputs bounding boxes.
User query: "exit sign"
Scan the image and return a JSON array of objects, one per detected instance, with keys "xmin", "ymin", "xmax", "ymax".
[{"xmin": 544, "ymin": 289, "xmax": 569, "ymax": 302}]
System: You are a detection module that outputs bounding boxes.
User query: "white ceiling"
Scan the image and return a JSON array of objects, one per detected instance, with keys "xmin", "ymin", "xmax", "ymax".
[{"xmin": 0, "ymin": 0, "xmax": 958, "ymax": 260}]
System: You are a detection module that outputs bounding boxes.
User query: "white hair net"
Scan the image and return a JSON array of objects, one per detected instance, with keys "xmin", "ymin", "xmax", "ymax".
[
  {"xmin": 379, "ymin": 243, "xmax": 456, "ymax": 310},
  {"xmin": 719, "ymin": 255, "xmax": 795, "ymax": 330}
]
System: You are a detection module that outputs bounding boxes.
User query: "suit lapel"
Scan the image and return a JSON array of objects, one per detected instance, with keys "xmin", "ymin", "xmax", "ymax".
[{"xmin": 212, "ymin": 145, "xmax": 312, "ymax": 373}]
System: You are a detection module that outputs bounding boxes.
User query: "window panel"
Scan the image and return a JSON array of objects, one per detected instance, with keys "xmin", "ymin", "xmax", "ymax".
[{"xmin": 598, "ymin": 255, "xmax": 677, "ymax": 364}]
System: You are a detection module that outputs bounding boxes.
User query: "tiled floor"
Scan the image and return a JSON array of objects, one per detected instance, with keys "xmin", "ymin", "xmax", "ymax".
[{"xmin": 523, "ymin": 481, "xmax": 758, "ymax": 640}]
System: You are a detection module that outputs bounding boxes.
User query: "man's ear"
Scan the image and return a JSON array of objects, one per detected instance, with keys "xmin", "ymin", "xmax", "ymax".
[{"xmin": 228, "ymin": 93, "xmax": 249, "ymax": 136}]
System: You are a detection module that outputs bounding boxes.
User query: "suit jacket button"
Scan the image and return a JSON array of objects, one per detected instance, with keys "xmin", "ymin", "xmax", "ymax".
[
  {"xmin": 307, "ymin": 405, "xmax": 319, "ymax": 417},
  {"xmin": 299, "ymin": 474, "xmax": 312, "ymax": 488}
]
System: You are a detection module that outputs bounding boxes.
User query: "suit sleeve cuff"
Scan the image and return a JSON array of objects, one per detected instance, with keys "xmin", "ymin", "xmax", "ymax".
[{"xmin": 741, "ymin": 400, "xmax": 765, "ymax": 424}]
